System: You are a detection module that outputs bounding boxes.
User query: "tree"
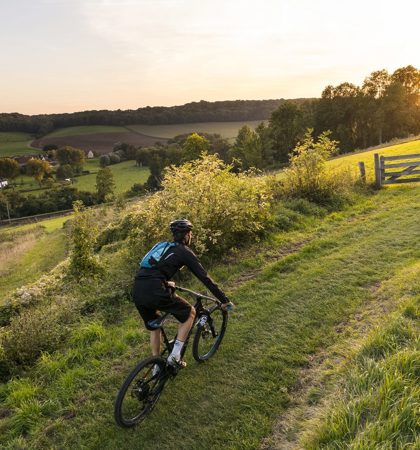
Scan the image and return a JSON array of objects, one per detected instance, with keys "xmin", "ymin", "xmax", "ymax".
[
  {"xmin": 136, "ymin": 147, "xmax": 151, "ymax": 166},
  {"xmin": 26, "ymin": 159, "xmax": 51, "ymax": 186},
  {"xmin": 362, "ymin": 69, "xmax": 391, "ymax": 98},
  {"xmin": 56, "ymin": 164, "xmax": 74, "ymax": 180},
  {"xmin": 109, "ymin": 153, "xmax": 121, "ymax": 164},
  {"xmin": 182, "ymin": 133, "xmax": 210, "ymax": 162},
  {"xmin": 99, "ymin": 154, "xmax": 110, "ymax": 167},
  {"xmin": 269, "ymin": 102, "xmax": 306, "ymax": 163},
  {"xmin": 391, "ymin": 65, "xmax": 420, "ymax": 97},
  {"xmin": 56, "ymin": 146, "xmax": 85, "ymax": 173},
  {"xmin": 96, "ymin": 167, "xmax": 115, "ymax": 202},
  {"xmin": 0, "ymin": 158, "xmax": 20, "ymax": 182},
  {"xmin": 229, "ymin": 125, "xmax": 263, "ymax": 169}
]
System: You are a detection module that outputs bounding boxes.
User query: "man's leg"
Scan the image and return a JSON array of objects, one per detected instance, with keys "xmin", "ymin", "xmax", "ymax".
[
  {"xmin": 150, "ymin": 329, "xmax": 161, "ymax": 356},
  {"xmin": 168, "ymin": 307, "xmax": 196, "ymax": 366},
  {"xmin": 176, "ymin": 307, "xmax": 196, "ymax": 341}
]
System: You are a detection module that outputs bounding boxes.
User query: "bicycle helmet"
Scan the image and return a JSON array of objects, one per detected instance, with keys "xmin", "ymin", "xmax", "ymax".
[{"xmin": 170, "ymin": 219, "xmax": 193, "ymax": 235}]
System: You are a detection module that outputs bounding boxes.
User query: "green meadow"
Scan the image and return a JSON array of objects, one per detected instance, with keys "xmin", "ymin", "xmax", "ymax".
[{"xmin": 0, "ymin": 132, "xmax": 36, "ymax": 157}]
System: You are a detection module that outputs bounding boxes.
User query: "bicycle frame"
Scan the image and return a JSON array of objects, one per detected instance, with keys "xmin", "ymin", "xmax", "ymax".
[{"xmin": 158, "ymin": 287, "xmax": 221, "ymax": 359}]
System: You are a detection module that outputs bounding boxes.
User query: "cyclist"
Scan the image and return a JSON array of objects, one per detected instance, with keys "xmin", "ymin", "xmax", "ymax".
[{"xmin": 133, "ymin": 219, "xmax": 232, "ymax": 368}]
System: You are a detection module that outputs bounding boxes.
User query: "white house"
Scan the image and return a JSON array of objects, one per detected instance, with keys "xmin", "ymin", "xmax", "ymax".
[
  {"xmin": 87, "ymin": 150, "xmax": 94, "ymax": 159},
  {"xmin": 0, "ymin": 179, "xmax": 8, "ymax": 189}
]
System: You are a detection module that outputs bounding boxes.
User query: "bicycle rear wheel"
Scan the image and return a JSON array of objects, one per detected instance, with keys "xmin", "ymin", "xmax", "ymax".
[
  {"xmin": 114, "ymin": 356, "xmax": 167, "ymax": 427},
  {"xmin": 192, "ymin": 308, "xmax": 228, "ymax": 362}
]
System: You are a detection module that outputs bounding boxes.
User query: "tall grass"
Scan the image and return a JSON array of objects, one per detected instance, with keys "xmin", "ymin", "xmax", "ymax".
[{"xmin": 302, "ymin": 297, "xmax": 420, "ymax": 449}]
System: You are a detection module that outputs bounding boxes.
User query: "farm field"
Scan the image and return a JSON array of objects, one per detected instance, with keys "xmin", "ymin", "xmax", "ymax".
[
  {"xmin": 127, "ymin": 120, "xmax": 264, "ymax": 139},
  {"xmin": 31, "ymin": 128, "xmax": 167, "ymax": 155},
  {"xmin": 73, "ymin": 160, "xmax": 149, "ymax": 194},
  {"xmin": 45, "ymin": 126, "xmax": 129, "ymax": 138},
  {"xmin": 8, "ymin": 159, "xmax": 150, "ymax": 197},
  {"xmin": 0, "ymin": 132, "xmax": 37, "ymax": 157}
]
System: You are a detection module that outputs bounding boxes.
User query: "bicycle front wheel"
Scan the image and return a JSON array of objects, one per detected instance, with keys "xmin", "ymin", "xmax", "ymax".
[
  {"xmin": 192, "ymin": 309, "xmax": 228, "ymax": 362},
  {"xmin": 114, "ymin": 356, "xmax": 167, "ymax": 428}
]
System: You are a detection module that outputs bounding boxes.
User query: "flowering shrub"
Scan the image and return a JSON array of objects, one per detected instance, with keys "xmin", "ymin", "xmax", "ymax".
[{"xmin": 128, "ymin": 154, "xmax": 274, "ymax": 257}]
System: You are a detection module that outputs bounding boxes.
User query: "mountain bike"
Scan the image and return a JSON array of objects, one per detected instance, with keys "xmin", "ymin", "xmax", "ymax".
[{"xmin": 114, "ymin": 286, "xmax": 229, "ymax": 428}]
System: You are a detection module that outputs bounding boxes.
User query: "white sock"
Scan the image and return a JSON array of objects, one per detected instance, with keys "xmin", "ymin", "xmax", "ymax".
[{"xmin": 169, "ymin": 339, "xmax": 184, "ymax": 360}]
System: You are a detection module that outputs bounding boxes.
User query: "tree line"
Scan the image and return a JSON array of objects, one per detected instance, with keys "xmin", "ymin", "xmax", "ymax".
[{"xmin": 0, "ymin": 99, "xmax": 297, "ymax": 136}]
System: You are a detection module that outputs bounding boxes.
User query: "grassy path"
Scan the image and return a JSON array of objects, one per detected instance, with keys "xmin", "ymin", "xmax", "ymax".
[{"xmin": 1, "ymin": 186, "xmax": 420, "ymax": 449}]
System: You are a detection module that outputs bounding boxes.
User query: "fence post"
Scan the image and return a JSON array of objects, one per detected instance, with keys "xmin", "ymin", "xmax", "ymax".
[
  {"xmin": 374, "ymin": 153, "xmax": 382, "ymax": 188},
  {"xmin": 358, "ymin": 161, "xmax": 366, "ymax": 183},
  {"xmin": 379, "ymin": 156, "xmax": 385, "ymax": 186}
]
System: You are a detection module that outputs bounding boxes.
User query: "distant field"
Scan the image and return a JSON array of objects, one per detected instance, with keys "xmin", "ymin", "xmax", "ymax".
[
  {"xmin": 127, "ymin": 120, "xmax": 265, "ymax": 139},
  {"xmin": 10, "ymin": 158, "xmax": 150, "ymax": 196},
  {"xmin": 0, "ymin": 131, "xmax": 37, "ymax": 157},
  {"xmin": 46, "ymin": 125, "xmax": 129, "ymax": 138},
  {"xmin": 73, "ymin": 159, "xmax": 150, "ymax": 194},
  {"xmin": 32, "ymin": 129, "xmax": 167, "ymax": 155}
]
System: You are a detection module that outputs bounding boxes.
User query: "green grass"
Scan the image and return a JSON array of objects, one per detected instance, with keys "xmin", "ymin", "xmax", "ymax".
[
  {"xmin": 330, "ymin": 139, "xmax": 420, "ymax": 182},
  {"xmin": 0, "ymin": 132, "xmax": 37, "ymax": 157},
  {"xmin": 127, "ymin": 120, "xmax": 264, "ymax": 139},
  {"xmin": 9, "ymin": 159, "xmax": 150, "ymax": 196},
  {"xmin": 45, "ymin": 126, "xmax": 129, "ymax": 138},
  {"xmin": 1, "ymin": 183, "xmax": 420, "ymax": 448},
  {"xmin": 1, "ymin": 215, "xmax": 72, "ymax": 234},
  {"xmin": 302, "ymin": 290, "xmax": 420, "ymax": 449},
  {"xmin": 73, "ymin": 160, "xmax": 149, "ymax": 194},
  {"xmin": 0, "ymin": 225, "xmax": 67, "ymax": 303}
]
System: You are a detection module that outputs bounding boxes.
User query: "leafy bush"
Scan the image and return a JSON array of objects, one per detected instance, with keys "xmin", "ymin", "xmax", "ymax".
[
  {"xmin": 108, "ymin": 153, "xmax": 121, "ymax": 164},
  {"xmin": 1, "ymin": 298, "xmax": 77, "ymax": 370},
  {"xmin": 128, "ymin": 154, "xmax": 273, "ymax": 257},
  {"xmin": 282, "ymin": 129, "xmax": 356, "ymax": 206},
  {"xmin": 56, "ymin": 164, "xmax": 74, "ymax": 180},
  {"xmin": 99, "ymin": 154, "xmax": 110, "ymax": 167},
  {"xmin": 68, "ymin": 201, "xmax": 103, "ymax": 279}
]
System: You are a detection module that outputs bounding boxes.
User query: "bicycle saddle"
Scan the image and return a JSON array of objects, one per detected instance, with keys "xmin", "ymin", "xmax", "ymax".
[{"xmin": 147, "ymin": 314, "xmax": 169, "ymax": 329}]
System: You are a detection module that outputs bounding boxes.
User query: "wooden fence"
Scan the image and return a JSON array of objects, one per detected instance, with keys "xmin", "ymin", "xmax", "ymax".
[{"xmin": 374, "ymin": 153, "xmax": 420, "ymax": 187}]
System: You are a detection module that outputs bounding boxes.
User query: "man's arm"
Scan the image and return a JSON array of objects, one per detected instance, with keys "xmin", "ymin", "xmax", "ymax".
[{"xmin": 182, "ymin": 247, "xmax": 229, "ymax": 303}]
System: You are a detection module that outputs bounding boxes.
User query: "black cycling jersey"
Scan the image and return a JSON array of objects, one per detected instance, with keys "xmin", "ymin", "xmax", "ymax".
[{"xmin": 135, "ymin": 242, "xmax": 229, "ymax": 303}]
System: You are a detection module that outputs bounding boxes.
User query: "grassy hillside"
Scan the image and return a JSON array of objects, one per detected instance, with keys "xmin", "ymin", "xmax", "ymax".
[
  {"xmin": 330, "ymin": 138, "xmax": 420, "ymax": 182},
  {"xmin": 0, "ymin": 218, "xmax": 69, "ymax": 304},
  {"xmin": 127, "ymin": 120, "xmax": 264, "ymax": 139},
  {"xmin": 0, "ymin": 189, "xmax": 419, "ymax": 447},
  {"xmin": 0, "ymin": 142, "xmax": 419, "ymax": 449},
  {"xmin": 0, "ymin": 132, "xmax": 36, "ymax": 157}
]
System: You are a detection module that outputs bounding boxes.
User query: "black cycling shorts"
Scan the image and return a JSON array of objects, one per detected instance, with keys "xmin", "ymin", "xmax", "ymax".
[{"xmin": 133, "ymin": 278, "xmax": 192, "ymax": 331}]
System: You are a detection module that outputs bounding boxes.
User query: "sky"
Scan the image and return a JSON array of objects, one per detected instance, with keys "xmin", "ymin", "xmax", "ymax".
[{"xmin": 0, "ymin": 0, "xmax": 419, "ymax": 115}]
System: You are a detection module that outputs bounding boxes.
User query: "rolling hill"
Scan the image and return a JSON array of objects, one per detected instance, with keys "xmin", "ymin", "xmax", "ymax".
[{"xmin": 0, "ymin": 140, "xmax": 419, "ymax": 449}]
